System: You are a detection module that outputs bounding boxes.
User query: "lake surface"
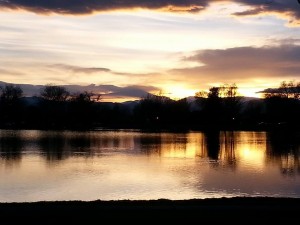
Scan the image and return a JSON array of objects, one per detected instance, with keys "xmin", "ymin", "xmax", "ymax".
[{"xmin": 0, "ymin": 129, "xmax": 299, "ymax": 202}]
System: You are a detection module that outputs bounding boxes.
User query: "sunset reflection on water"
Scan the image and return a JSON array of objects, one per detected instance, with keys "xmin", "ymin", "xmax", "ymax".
[{"xmin": 0, "ymin": 129, "xmax": 299, "ymax": 202}]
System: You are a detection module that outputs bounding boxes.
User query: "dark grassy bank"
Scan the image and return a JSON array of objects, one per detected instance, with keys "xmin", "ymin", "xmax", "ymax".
[{"xmin": 1, "ymin": 197, "xmax": 300, "ymax": 224}]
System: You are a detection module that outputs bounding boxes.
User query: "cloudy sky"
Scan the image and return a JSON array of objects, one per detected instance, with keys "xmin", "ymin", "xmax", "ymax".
[{"xmin": 1, "ymin": 0, "xmax": 300, "ymax": 101}]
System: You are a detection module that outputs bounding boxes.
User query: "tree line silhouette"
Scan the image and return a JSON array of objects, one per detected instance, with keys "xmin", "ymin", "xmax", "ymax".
[{"xmin": 0, "ymin": 81, "xmax": 299, "ymax": 130}]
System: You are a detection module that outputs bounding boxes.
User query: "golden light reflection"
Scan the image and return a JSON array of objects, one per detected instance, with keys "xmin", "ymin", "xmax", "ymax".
[
  {"xmin": 215, "ymin": 132, "xmax": 268, "ymax": 170},
  {"xmin": 240, "ymin": 148, "xmax": 264, "ymax": 165},
  {"xmin": 159, "ymin": 133, "xmax": 202, "ymax": 158},
  {"xmin": 235, "ymin": 132, "xmax": 266, "ymax": 170},
  {"xmin": 161, "ymin": 143, "xmax": 196, "ymax": 158}
]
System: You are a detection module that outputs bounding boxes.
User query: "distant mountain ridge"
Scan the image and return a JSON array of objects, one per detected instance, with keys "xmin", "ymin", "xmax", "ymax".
[{"xmin": 0, "ymin": 81, "xmax": 157, "ymax": 102}]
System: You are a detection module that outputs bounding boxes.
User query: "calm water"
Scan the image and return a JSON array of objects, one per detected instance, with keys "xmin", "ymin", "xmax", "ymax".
[{"xmin": 0, "ymin": 129, "xmax": 299, "ymax": 202}]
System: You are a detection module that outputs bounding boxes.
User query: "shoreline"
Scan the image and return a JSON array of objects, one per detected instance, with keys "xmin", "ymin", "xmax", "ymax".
[{"xmin": 1, "ymin": 197, "xmax": 300, "ymax": 224}]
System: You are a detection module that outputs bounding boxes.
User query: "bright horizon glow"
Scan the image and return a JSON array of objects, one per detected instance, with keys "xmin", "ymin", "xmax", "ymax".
[
  {"xmin": 159, "ymin": 85, "xmax": 199, "ymax": 100},
  {"xmin": 238, "ymin": 88, "xmax": 264, "ymax": 99}
]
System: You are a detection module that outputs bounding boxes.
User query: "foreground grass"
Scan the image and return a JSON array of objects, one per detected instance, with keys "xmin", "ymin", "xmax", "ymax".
[{"xmin": 1, "ymin": 197, "xmax": 300, "ymax": 224}]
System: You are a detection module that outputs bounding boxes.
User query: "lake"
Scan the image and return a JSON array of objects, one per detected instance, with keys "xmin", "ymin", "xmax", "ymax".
[{"xmin": 0, "ymin": 129, "xmax": 299, "ymax": 202}]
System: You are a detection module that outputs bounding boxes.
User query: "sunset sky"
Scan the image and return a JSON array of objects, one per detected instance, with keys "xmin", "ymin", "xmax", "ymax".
[{"xmin": 1, "ymin": 0, "xmax": 300, "ymax": 102}]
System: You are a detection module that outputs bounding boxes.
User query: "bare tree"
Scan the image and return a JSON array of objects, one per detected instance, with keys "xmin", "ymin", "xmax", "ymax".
[
  {"xmin": 195, "ymin": 91, "xmax": 208, "ymax": 98},
  {"xmin": 221, "ymin": 83, "xmax": 238, "ymax": 98},
  {"xmin": 71, "ymin": 91, "xmax": 101, "ymax": 103},
  {"xmin": 263, "ymin": 80, "xmax": 300, "ymax": 99},
  {"xmin": 40, "ymin": 85, "xmax": 69, "ymax": 101},
  {"xmin": 0, "ymin": 85, "xmax": 23, "ymax": 103},
  {"xmin": 282, "ymin": 81, "xmax": 300, "ymax": 99}
]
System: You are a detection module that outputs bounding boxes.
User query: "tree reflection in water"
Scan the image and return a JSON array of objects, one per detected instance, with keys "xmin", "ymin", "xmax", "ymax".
[
  {"xmin": 266, "ymin": 131, "xmax": 300, "ymax": 176},
  {"xmin": 0, "ymin": 130, "xmax": 299, "ymax": 176},
  {"xmin": 0, "ymin": 131, "xmax": 22, "ymax": 167}
]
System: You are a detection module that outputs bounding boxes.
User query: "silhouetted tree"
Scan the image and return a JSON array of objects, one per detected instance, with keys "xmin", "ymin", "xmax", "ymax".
[
  {"xmin": 195, "ymin": 91, "xmax": 208, "ymax": 98},
  {"xmin": 71, "ymin": 91, "xmax": 101, "ymax": 103},
  {"xmin": 39, "ymin": 85, "xmax": 70, "ymax": 128},
  {"xmin": 240, "ymin": 99, "xmax": 265, "ymax": 127},
  {"xmin": 208, "ymin": 87, "xmax": 220, "ymax": 99},
  {"xmin": 221, "ymin": 83, "xmax": 238, "ymax": 98},
  {"xmin": 279, "ymin": 81, "xmax": 300, "ymax": 99},
  {"xmin": 0, "ymin": 85, "xmax": 24, "ymax": 126},
  {"xmin": 262, "ymin": 81, "xmax": 300, "ymax": 127},
  {"xmin": 134, "ymin": 93, "xmax": 190, "ymax": 129},
  {"xmin": 195, "ymin": 83, "xmax": 242, "ymax": 128},
  {"xmin": 221, "ymin": 83, "xmax": 242, "ymax": 125},
  {"xmin": 203, "ymin": 86, "xmax": 222, "ymax": 126},
  {"xmin": 135, "ymin": 93, "xmax": 170, "ymax": 125},
  {"xmin": 0, "ymin": 84, "xmax": 23, "ymax": 103},
  {"xmin": 68, "ymin": 91, "xmax": 101, "ymax": 128},
  {"xmin": 263, "ymin": 80, "xmax": 300, "ymax": 99},
  {"xmin": 40, "ymin": 85, "xmax": 69, "ymax": 101}
]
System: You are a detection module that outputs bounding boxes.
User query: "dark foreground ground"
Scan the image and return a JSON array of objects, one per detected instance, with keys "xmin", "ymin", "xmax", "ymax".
[{"xmin": 1, "ymin": 197, "xmax": 300, "ymax": 224}]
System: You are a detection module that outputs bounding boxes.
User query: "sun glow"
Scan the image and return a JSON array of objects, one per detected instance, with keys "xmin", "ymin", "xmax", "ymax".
[
  {"xmin": 238, "ymin": 88, "xmax": 263, "ymax": 98},
  {"xmin": 161, "ymin": 85, "xmax": 198, "ymax": 100}
]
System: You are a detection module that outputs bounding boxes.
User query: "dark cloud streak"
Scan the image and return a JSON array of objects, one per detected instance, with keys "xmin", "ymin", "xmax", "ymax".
[
  {"xmin": 0, "ymin": 0, "xmax": 207, "ymax": 14},
  {"xmin": 51, "ymin": 64, "xmax": 111, "ymax": 74},
  {"xmin": 1, "ymin": 1, "xmax": 299, "ymax": 26}
]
